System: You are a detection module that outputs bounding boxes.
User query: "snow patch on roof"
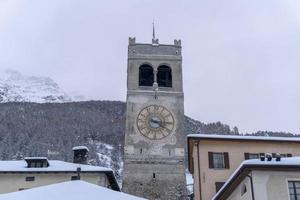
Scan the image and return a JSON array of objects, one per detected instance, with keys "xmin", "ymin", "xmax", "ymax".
[
  {"xmin": 0, "ymin": 181, "xmax": 146, "ymax": 200},
  {"xmin": 24, "ymin": 157, "xmax": 48, "ymax": 160},
  {"xmin": 0, "ymin": 160, "xmax": 111, "ymax": 172},
  {"xmin": 72, "ymin": 146, "xmax": 89, "ymax": 151},
  {"xmin": 188, "ymin": 134, "xmax": 300, "ymax": 142}
]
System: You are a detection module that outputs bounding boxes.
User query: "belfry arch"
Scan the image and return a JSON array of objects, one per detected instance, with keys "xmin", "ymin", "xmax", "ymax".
[
  {"xmin": 157, "ymin": 65, "xmax": 172, "ymax": 87},
  {"xmin": 139, "ymin": 64, "xmax": 154, "ymax": 86}
]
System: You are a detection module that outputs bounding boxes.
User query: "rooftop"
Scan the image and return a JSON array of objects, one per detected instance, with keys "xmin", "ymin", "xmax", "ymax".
[
  {"xmin": 187, "ymin": 134, "xmax": 300, "ymax": 142},
  {"xmin": 0, "ymin": 160, "xmax": 111, "ymax": 172},
  {"xmin": 0, "ymin": 181, "xmax": 145, "ymax": 200},
  {"xmin": 212, "ymin": 157, "xmax": 300, "ymax": 200}
]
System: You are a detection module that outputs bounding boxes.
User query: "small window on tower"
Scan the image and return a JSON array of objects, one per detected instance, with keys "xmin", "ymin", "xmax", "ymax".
[
  {"xmin": 139, "ymin": 64, "xmax": 154, "ymax": 86},
  {"xmin": 157, "ymin": 65, "xmax": 172, "ymax": 87}
]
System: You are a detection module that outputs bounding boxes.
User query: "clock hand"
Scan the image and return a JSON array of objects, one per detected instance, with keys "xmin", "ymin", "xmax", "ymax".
[{"xmin": 150, "ymin": 118, "xmax": 161, "ymax": 125}]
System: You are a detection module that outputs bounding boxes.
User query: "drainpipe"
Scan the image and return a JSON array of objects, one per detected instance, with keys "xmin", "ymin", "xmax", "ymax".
[
  {"xmin": 77, "ymin": 167, "xmax": 81, "ymax": 180},
  {"xmin": 246, "ymin": 174, "xmax": 255, "ymax": 200},
  {"xmin": 196, "ymin": 142, "xmax": 202, "ymax": 200}
]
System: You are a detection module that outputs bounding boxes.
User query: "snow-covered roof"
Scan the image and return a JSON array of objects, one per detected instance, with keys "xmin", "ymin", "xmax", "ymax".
[
  {"xmin": 0, "ymin": 181, "xmax": 145, "ymax": 200},
  {"xmin": 24, "ymin": 157, "xmax": 48, "ymax": 160},
  {"xmin": 188, "ymin": 134, "xmax": 300, "ymax": 142},
  {"xmin": 72, "ymin": 146, "xmax": 89, "ymax": 151},
  {"xmin": 212, "ymin": 157, "xmax": 300, "ymax": 200},
  {"xmin": 0, "ymin": 160, "xmax": 111, "ymax": 172}
]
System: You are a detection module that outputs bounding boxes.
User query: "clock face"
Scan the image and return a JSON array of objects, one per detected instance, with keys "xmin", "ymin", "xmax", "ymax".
[{"xmin": 136, "ymin": 105, "xmax": 175, "ymax": 140}]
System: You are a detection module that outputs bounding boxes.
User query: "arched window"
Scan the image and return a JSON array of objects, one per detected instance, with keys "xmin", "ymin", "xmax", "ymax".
[
  {"xmin": 139, "ymin": 64, "xmax": 154, "ymax": 86},
  {"xmin": 157, "ymin": 65, "xmax": 172, "ymax": 87}
]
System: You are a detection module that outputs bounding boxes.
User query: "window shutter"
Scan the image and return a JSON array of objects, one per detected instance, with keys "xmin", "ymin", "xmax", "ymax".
[
  {"xmin": 287, "ymin": 153, "xmax": 292, "ymax": 157},
  {"xmin": 244, "ymin": 153, "xmax": 250, "ymax": 160},
  {"xmin": 224, "ymin": 152, "xmax": 230, "ymax": 169},
  {"xmin": 215, "ymin": 182, "xmax": 225, "ymax": 193},
  {"xmin": 208, "ymin": 152, "xmax": 214, "ymax": 169}
]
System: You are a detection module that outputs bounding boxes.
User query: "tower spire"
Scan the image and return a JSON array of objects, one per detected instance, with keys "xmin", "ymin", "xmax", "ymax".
[
  {"xmin": 152, "ymin": 21, "xmax": 159, "ymax": 45},
  {"xmin": 152, "ymin": 21, "xmax": 156, "ymax": 40}
]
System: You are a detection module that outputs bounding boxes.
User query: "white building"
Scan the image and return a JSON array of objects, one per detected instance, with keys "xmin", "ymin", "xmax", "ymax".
[
  {"xmin": 0, "ymin": 157, "xmax": 120, "ymax": 194},
  {"xmin": 212, "ymin": 156, "xmax": 300, "ymax": 200},
  {"xmin": 0, "ymin": 181, "xmax": 145, "ymax": 200}
]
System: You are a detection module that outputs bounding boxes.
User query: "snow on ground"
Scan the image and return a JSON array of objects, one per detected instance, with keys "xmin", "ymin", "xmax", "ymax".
[
  {"xmin": 186, "ymin": 171, "xmax": 194, "ymax": 195},
  {"xmin": 0, "ymin": 181, "xmax": 146, "ymax": 200}
]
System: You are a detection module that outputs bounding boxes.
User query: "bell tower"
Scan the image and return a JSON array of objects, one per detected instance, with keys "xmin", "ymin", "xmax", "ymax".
[{"xmin": 122, "ymin": 36, "xmax": 187, "ymax": 200}]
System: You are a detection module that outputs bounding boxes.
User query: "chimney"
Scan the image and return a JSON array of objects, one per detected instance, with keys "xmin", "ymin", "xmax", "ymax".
[{"xmin": 72, "ymin": 146, "xmax": 89, "ymax": 164}]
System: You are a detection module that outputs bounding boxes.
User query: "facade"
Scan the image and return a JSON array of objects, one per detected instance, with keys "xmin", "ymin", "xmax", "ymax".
[
  {"xmin": 0, "ymin": 157, "xmax": 120, "ymax": 194},
  {"xmin": 187, "ymin": 134, "xmax": 300, "ymax": 200},
  {"xmin": 213, "ymin": 157, "xmax": 300, "ymax": 200},
  {"xmin": 122, "ymin": 37, "xmax": 187, "ymax": 200}
]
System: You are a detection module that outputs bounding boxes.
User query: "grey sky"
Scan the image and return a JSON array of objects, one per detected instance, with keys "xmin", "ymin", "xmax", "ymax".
[{"xmin": 0, "ymin": 0, "xmax": 299, "ymax": 133}]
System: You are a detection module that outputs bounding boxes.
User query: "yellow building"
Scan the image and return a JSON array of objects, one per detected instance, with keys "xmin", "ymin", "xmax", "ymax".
[
  {"xmin": 0, "ymin": 157, "xmax": 119, "ymax": 194},
  {"xmin": 187, "ymin": 134, "xmax": 300, "ymax": 200}
]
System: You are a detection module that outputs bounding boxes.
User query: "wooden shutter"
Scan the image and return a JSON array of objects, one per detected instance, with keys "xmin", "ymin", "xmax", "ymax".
[
  {"xmin": 224, "ymin": 152, "xmax": 230, "ymax": 169},
  {"xmin": 244, "ymin": 153, "xmax": 250, "ymax": 160},
  {"xmin": 287, "ymin": 153, "xmax": 292, "ymax": 157},
  {"xmin": 208, "ymin": 152, "xmax": 214, "ymax": 169},
  {"xmin": 215, "ymin": 182, "xmax": 225, "ymax": 193}
]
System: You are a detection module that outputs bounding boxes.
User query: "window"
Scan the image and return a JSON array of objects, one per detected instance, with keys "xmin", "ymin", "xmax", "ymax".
[
  {"xmin": 241, "ymin": 184, "xmax": 247, "ymax": 196},
  {"xmin": 215, "ymin": 182, "xmax": 225, "ymax": 192},
  {"xmin": 25, "ymin": 176, "xmax": 35, "ymax": 181},
  {"xmin": 139, "ymin": 64, "xmax": 154, "ymax": 86},
  {"xmin": 208, "ymin": 152, "xmax": 229, "ymax": 169},
  {"xmin": 288, "ymin": 181, "xmax": 300, "ymax": 200},
  {"xmin": 157, "ymin": 65, "xmax": 172, "ymax": 87},
  {"xmin": 71, "ymin": 176, "xmax": 79, "ymax": 181},
  {"xmin": 244, "ymin": 153, "xmax": 259, "ymax": 160}
]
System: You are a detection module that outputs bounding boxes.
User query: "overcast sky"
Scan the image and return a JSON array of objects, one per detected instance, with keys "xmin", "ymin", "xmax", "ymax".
[{"xmin": 0, "ymin": 0, "xmax": 299, "ymax": 134}]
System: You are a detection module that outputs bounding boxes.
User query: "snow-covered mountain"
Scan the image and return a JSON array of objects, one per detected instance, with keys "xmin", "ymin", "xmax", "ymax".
[{"xmin": 0, "ymin": 69, "xmax": 71, "ymax": 103}]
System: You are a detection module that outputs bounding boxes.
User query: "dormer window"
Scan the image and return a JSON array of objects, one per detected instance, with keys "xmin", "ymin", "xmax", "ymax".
[
  {"xmin": 157, "ymin": 65, "xmax": 172, "ymax": 87},
  {"xmin": 24, "ymin": 157, "xmax": 49, "ymax": 168},
  {"xmin": 139, "ymin": 64, "xmax": 154, "ymax": 86}
]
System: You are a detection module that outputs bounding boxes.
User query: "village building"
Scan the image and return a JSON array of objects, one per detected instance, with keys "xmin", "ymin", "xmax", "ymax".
[
  {"xmin": 0, "ymin": 146, "xmax": 119, "ymax": 194},
  {"xmin": 0, "ymin": 180, "xmax": 144, "ymax": 200},
  {"xmin": 212, "ymin": 156, "xmax": 300, "ymax": 200},
  {"xmin": 187, "ymin": 134, "xmax": 300, "ymax": 200}
]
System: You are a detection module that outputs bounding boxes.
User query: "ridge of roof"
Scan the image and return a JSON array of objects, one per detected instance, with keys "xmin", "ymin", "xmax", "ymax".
[{"xmin": 187, "ymin": 134, "xmax": 300, "ymax": 142}]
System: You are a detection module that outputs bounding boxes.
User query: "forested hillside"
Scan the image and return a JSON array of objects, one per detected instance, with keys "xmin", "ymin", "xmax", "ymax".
[{"xmin": 0, "ymin": 101, "xmax": 296, "ymax": 178}]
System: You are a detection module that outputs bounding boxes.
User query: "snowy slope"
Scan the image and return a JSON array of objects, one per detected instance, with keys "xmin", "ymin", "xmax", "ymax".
[{"xmin": 0, "ymin": 69, "xmax": 71, "ymax": 103}]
